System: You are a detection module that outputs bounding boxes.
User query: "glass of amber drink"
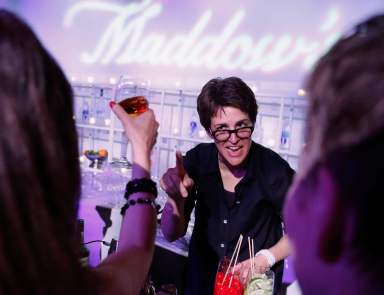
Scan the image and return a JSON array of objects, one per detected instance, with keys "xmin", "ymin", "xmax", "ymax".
[{"xmin": 118, "ymin": 95, "xmax": 148, "ymax": 116}]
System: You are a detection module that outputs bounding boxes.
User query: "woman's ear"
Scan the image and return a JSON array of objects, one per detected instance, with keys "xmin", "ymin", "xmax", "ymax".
[{"xmin": 317, "ymin": 168, "xmax": 346, "ymax": 263}]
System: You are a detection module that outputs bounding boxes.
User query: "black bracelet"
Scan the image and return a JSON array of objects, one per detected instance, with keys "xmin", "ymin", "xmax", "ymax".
[
  {"xmin": 124, "ymin": 178, "xmax": 158, "ymax": 200},
  {"xmin": 120, "ymin": 198, "xmax": 160, "ymax": 216}
]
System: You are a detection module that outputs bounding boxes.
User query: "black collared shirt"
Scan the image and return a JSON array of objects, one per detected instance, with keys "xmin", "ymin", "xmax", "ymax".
[{"xmin": 182, "ymin": 141, "xmax": 294, "ymax": 295}]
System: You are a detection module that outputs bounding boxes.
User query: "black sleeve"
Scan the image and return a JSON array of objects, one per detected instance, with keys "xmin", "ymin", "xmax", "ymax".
[
  {"xmin": 261, "ymin": 152, "xmax": 295, "ymax": 217},
  {"xmin": 181, "ymin": 148, "xmax": 199, "ymax": 226}
]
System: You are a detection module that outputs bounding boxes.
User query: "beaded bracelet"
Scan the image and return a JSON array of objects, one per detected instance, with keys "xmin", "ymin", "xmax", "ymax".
[
  {"xmin": 124, "ymin": 178, "xmax": 158, "ymax": 200},
  {"xmin": 120, "ymin": 197, "xmax": 160, "ymax": 216}
]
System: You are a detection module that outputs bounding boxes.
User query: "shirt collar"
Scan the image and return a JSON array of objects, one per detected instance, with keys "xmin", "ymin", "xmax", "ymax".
[{"xmin": 202, "ymin": 144, "xmax": 220, "ymax": 175}]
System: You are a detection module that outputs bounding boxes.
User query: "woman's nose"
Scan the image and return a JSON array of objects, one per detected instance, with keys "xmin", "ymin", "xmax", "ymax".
[{"xmin": 228, "ymin": 131, "xmax": 240, "ymax": 143}]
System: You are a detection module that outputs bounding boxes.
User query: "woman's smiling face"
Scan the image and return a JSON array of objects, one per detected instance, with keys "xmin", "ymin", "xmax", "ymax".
[{"xmin": 210, "ymin": 106, "xmax": 253, "ymax": 169}]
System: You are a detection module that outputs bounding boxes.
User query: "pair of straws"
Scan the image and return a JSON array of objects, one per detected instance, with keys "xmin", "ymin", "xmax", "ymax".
[
  {"xmin": 222, "ymin": 234, "xmax": 243, "ymax": 288},
  {"xmin": 247, "ymin": 236, "xmax": 256, "ymax": 278}
]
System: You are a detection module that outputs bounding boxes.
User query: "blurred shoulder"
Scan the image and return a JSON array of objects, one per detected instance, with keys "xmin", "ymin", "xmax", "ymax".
[
  {"xmin": 252, "ymin": 142, "xmax": 294, "ymax": 174},
  {"xmin": 185, "ymin": 142, "xmax": 216, "ymax": 160}
]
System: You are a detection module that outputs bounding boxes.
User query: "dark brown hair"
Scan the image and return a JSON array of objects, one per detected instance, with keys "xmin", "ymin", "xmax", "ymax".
[
  {"xmin": 196, "ymin": 77, "xmax": 258, "ymax": 131},
  {"xmin": 304, "ymin": 129, "xmax": 384, "ymax": 282},
  {"xmin": 300, "ymin": 14, "xmax": 384, "ymax": 285},
  {"xmin": 0, "ymin": 10, "xmax": 96, "ymax": 293}
]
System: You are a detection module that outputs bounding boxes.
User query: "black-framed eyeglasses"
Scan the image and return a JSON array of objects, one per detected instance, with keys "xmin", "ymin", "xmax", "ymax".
[{"xmin": 210, "ymin": 126, "xmax": 254, "ymax": 142}]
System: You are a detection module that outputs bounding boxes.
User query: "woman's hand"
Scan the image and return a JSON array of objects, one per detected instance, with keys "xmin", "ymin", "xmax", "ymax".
[
  {"xmin": 233, "ymin": 256, "xmax": 270, "ymax": 282},
  {"xmin": 110, "ymin": 102, "xmax": 159, "ymax": 171},
  {"xmin": 160, "ymin": 151, "xmax": 194, "ymax": 202}
]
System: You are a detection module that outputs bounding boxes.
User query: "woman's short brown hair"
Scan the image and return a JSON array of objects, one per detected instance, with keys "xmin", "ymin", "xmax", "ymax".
[{"xmin": 197, "ymin": 77, "xmax": 258, "ymax": 130}]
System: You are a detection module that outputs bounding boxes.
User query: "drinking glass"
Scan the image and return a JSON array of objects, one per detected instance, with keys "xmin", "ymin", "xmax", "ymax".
[
  {"xmin": 100, "ymin": 164, "xmax": 131, "ymax": 207},
  {"xmin": 214, "ymin": 257, "xmax": 244, "ymax": 295},
  {"xmin": 114, "ymin": 76, "xmax": 149, "ymax": 159},
  {"xmin": 81, "ymin": 169, "xmax": 103, "ymax": 199},
  {"xmin": 243, "ymin": 267, "xmax": 274, "ymax": 295},
  {"xmin": 119, "ymin": 95, "xmax": 148, "ymax": 116},
  {"xmin": 115, "ymin": 75, "xmax": 149, "ymax": 116}
]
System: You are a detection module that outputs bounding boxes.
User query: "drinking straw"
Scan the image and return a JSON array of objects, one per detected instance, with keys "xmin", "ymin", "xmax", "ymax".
[
  {"xmin": 251, "ymin": 238, "xmax": 255, "ymax": 276},
  {"xmin": 248, "ymin": 237, "xmax": 254, "ymax": 279},
  {"xmin": 222, "ymin": 234, "xmax": 243, "ymax": 285},
  {"xmin": 229, "ymin": 235, "xmax": 243, "ymax": 288}
]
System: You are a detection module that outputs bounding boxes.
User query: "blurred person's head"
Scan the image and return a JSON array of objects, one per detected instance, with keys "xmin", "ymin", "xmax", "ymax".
[
  {"xmin": 197, "ymin": 77, "xmax": 258, "ymax": 169},
  {"xmin": 285, "ymin": 14, "xmax": 384, "ymax": 294},
  {"xmin": 299, "ymin": 14, "xmax": 384, "ymax": 177},
  {"xmin": 0, "ymin": 9, "xmax": 93, "ymax": 292}
]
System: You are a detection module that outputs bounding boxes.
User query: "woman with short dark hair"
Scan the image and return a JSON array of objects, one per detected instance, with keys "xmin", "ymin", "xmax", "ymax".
[{"xmin": 160, "ymin": 76, "xmax": 294, "ymax": 294}]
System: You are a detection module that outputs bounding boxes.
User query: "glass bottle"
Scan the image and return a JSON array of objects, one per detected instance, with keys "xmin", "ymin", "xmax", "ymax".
[
  {"xmin": 82, "ymin": 100, "xmax": 90, "ymax": 123},
  {"xmin": 189, "ymin": 111, "xmax": 199, "ymax": 138},
  {"xmin": 280, "ymin": 107, "xmax": 293, "ymax": 150},
  {"xmin": 280, "ymin": 119, "xmax": 291, "ymax": 150}
]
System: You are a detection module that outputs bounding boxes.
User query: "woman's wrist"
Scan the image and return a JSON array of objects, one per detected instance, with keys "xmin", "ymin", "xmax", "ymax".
[
  {"xmin": 131, "ymin": 149, "xmax": 151, "ymax": 178},
  {"xmin": 255, "ymin": 249, "xmax": 276, "ymax": 267},
  {"xmin": 132, "ymin": 163, "xmax": 150, "ymax": 178},
  {"xmin": 165, "ymin": 197, "xmax": 185, "ymax": 218},
  {"xmin": 132, "ymin": 143, "xmax": 150, "ymax": 158}
]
